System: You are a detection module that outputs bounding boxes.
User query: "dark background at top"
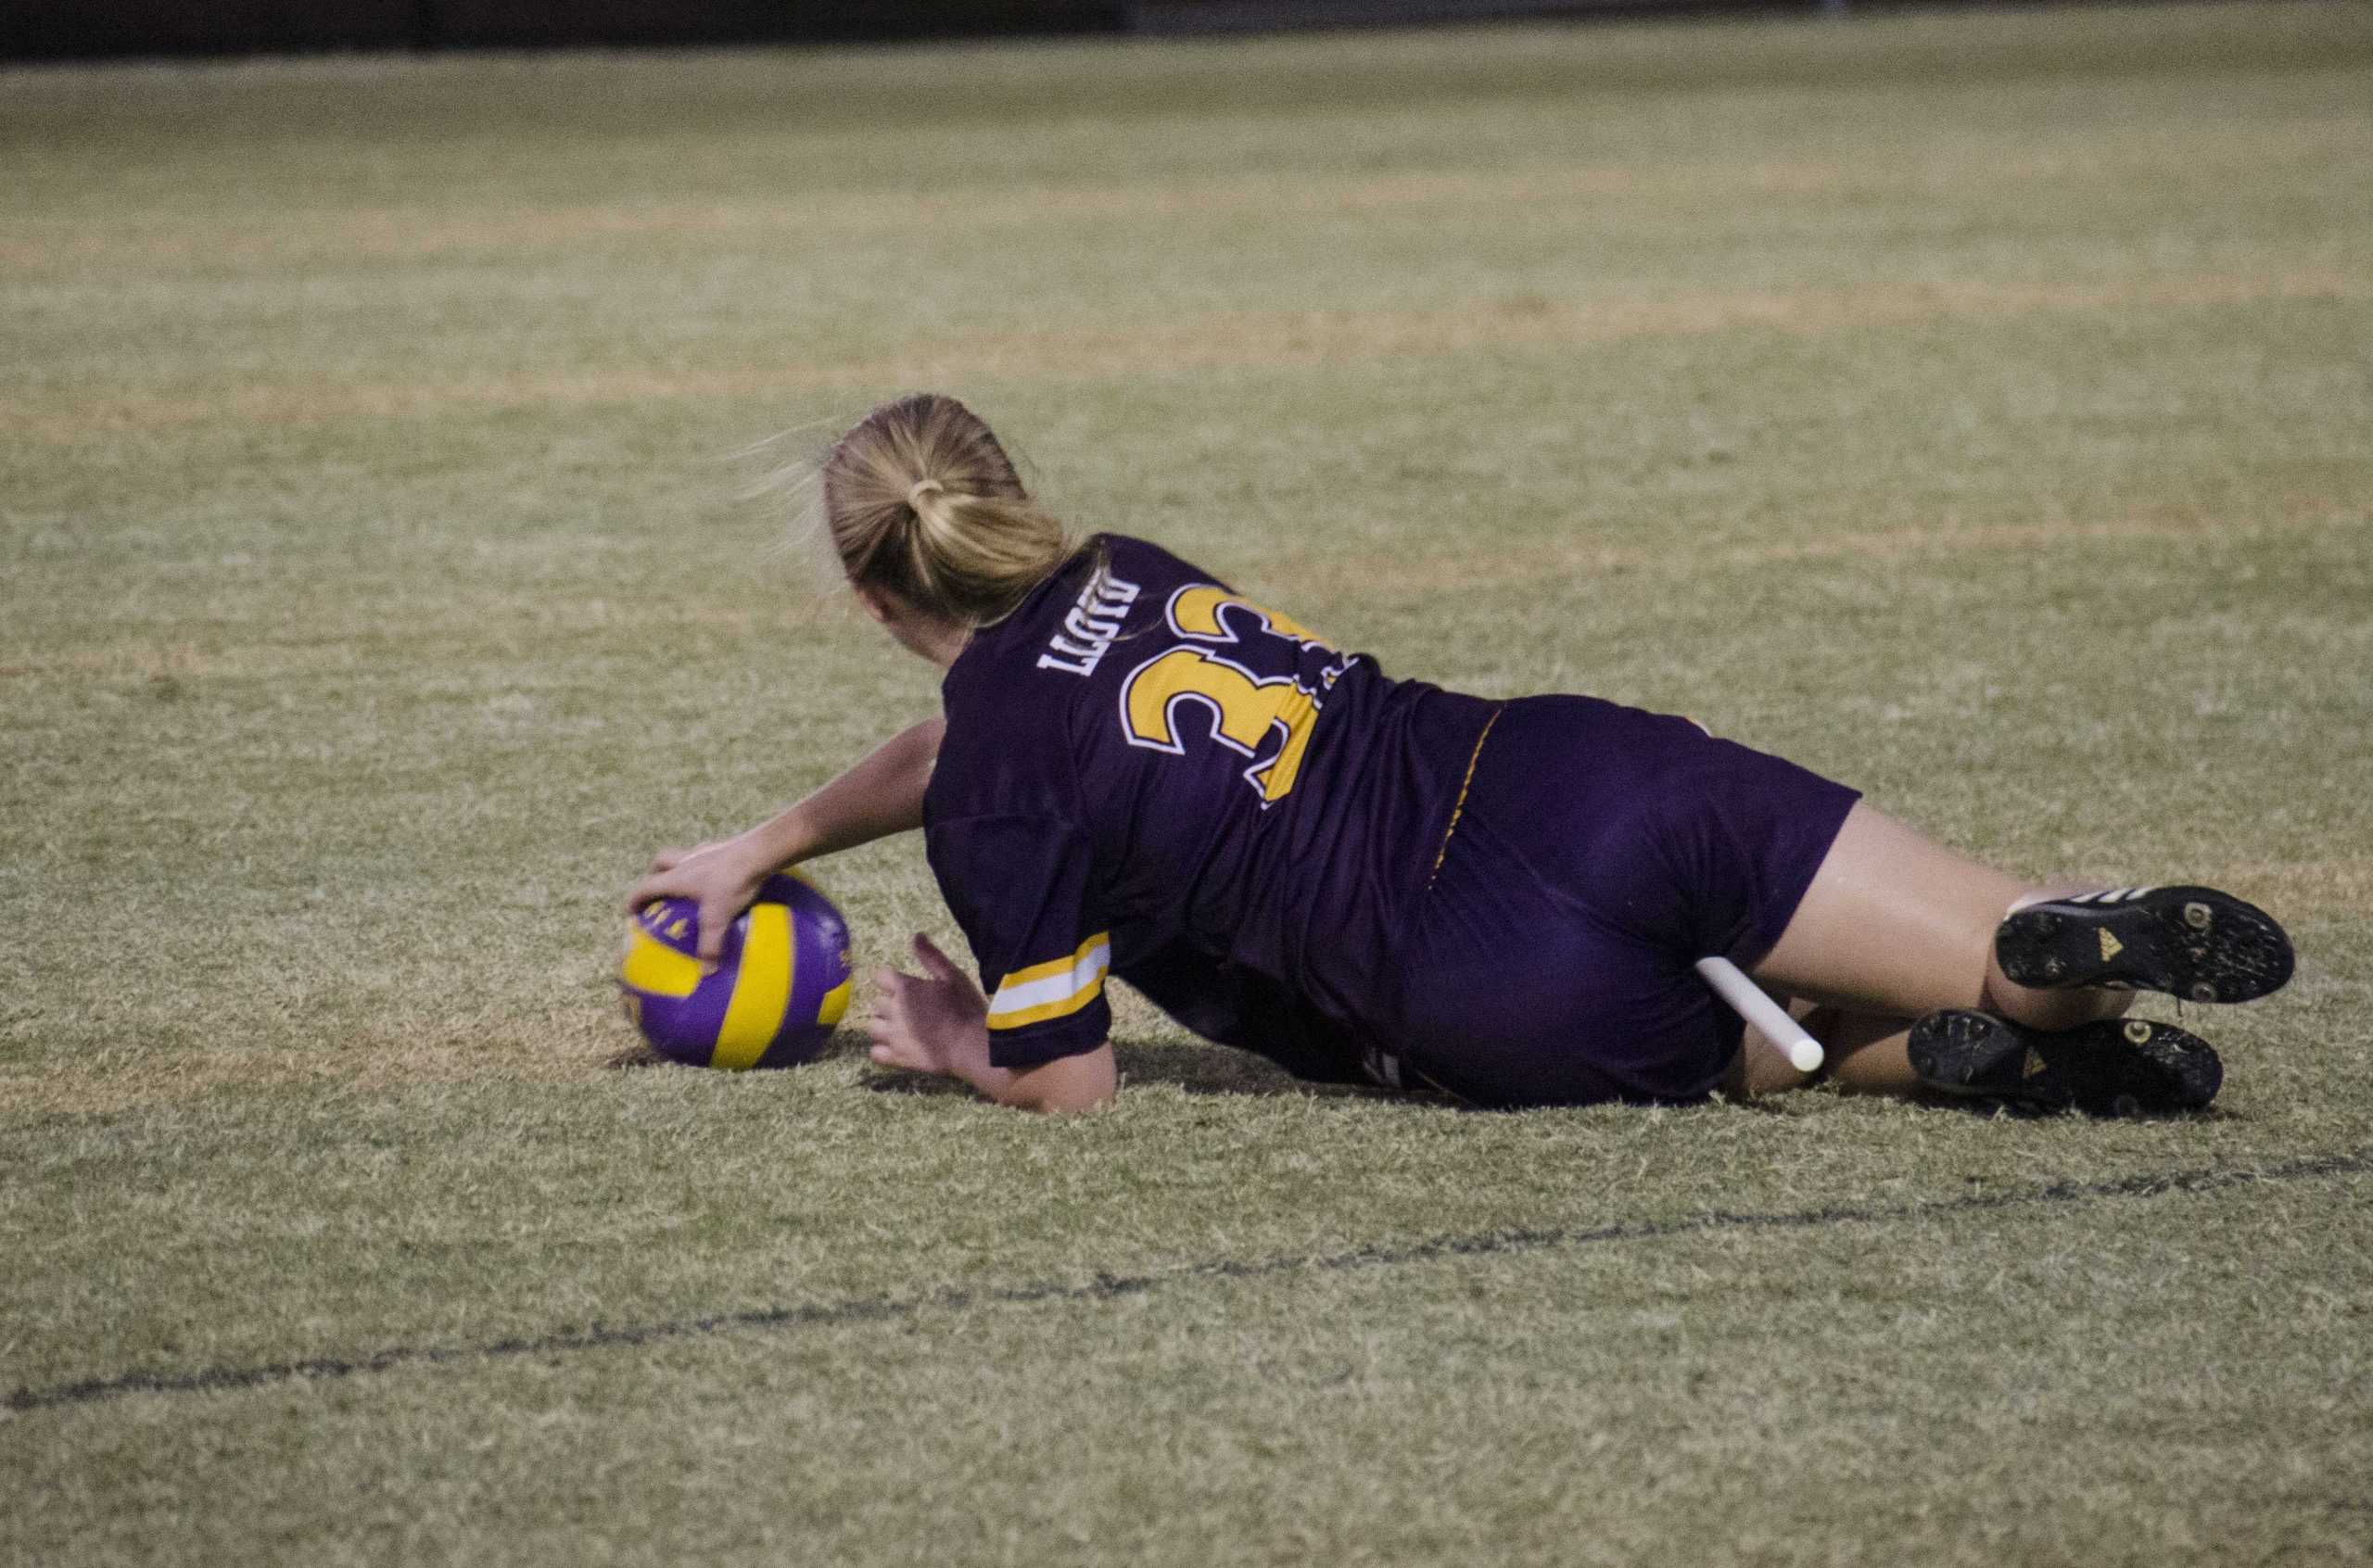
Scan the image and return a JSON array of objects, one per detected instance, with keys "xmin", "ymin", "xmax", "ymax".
[{"xmin": 6, "ymin": 1, "xmax": 1957, "ymax": 63}]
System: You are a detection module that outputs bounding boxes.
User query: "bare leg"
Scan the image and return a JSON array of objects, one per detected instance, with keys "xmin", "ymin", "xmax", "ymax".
[
  {"xmin": 1755, "ymin": 803, "xmax": 2132, "ymax": 1027},
  {"xmin": 1730, "ymin": 803, "xmax": 2134, "ymax": 1100},
  {"xmin": 1724, "ymin": 1002, "xmax": 1919, "ymax": 1097}
]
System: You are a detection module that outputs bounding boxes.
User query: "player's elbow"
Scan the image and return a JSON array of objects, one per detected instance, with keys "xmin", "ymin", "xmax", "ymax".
[{"xmin": 995, "ymin": 1044, "xmax": 1117, "ymax": 1113}]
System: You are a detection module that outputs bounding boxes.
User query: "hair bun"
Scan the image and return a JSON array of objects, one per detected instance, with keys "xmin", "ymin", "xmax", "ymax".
[{"xmin": 907, "ymin": 478, "xmax": 946, "ymax": 512}]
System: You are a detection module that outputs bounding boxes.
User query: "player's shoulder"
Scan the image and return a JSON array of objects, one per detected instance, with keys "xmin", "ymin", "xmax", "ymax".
[
  {"xmin": 1040, "ymin": 532, "xmax": 1232, "ymax": 627},
  {"xmin": 1094, "ymin": 532, "xmax": 1224, "ymax": 592},
  {"xmin": 949, "ymin": 533, "xmax": 1222, "ymax": 691},
  {"xmin": 929, "ymin": 535, "xmax": 1186, "ymax": 819}
]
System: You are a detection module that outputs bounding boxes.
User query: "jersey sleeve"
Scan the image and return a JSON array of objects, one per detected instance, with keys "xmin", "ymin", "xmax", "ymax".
[{"xmin": 925, "ymin": 812, "xmax": 1112, "ymax": 1069}]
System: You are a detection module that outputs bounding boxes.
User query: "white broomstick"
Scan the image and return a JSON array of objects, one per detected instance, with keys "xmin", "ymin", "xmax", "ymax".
[{"xmin": 1694, "ymin": 956, "xmax": 1824, "ymax": 1074}]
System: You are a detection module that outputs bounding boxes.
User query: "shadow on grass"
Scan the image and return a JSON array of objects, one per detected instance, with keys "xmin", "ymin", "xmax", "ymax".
[
  {"xmin": 599, "ymin": 1034, "xmax": 1377, "ymax": 1103},
  {"xmin": 1116, "ymin": 1042, "xmax": 1449, "ymax": 1104},
  {"xmin": 605, "ymin": 1043, "xmax": 669, "ymax": 1069},
  {"xmin": 856, "ymin": 1039, "xmax": 1456, "ymax": 1107},
  {"xmin": 613, "ymin": 1037, "xmax": 2230, "ymax": 1122}
]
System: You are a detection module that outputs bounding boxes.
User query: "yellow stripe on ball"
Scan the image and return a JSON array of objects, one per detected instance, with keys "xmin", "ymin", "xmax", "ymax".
[
  {"xmin": 621, "ymin": 929, "xmax": 703, "ymax": 999},
  {"xmin": 818, "ymin": 973, "xmax": 853, "ymax": 1029},
  {"xmin": 712, "ymin": 903, "xmax": 794, "ymax": 1069}
]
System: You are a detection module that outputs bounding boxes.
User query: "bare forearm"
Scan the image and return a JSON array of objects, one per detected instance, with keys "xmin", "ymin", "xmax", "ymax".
[
  {"xmin": 950, "ymin": 1032, "xmax": 1117, "ymax": 1113},
  {"xmin": 742, "ymin": 717, "xmax": 944, "ymax": 868}
]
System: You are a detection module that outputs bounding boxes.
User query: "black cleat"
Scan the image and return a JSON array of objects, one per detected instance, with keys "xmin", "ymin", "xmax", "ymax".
[
  {"xmin": 1995, "ymin": 885, "xmax": 2292, "ymax": 1004},
  {"xmin": 1908, "ymin": 1008, "xmax": 2223, "ymax": 1118}
]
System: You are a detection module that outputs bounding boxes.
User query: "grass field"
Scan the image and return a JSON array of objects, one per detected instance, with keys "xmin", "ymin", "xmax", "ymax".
[{"xmin": 6, "ymin": 4, "xmax": 2372, "ymax": 1562}]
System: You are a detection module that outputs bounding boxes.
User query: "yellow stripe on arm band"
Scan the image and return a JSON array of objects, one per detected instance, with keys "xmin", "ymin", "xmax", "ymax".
[
  {"xmin": 987, "ymin": 983, "xmax": 1107, "ymax": 1031},
  {"xmin": 986, "ymin": 932, "xmax": 1110, "ymax": 1032},
  {"xmin": 996, "ymin": 931, "xmax": 1112, "ymax": 991}
]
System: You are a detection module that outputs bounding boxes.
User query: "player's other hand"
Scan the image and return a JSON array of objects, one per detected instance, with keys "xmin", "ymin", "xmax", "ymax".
[
  {"xmin": 866, "ymin": 933, "xmax": 991, "ymax": 1080},
  {"xmin": 623, "ymin": 836, "xmax": 779, "ymax": 970}
]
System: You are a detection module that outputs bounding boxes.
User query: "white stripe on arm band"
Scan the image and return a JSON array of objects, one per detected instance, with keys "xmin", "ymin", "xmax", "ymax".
[{"xmin": 987, "ymin": 933, "xmax": 1112, "ymax": 1031}]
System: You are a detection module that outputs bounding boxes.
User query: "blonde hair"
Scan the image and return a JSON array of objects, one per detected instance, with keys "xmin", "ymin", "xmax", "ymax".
[{"xmin": 820, "ymin": 394, "xmax": 1078, "ymax": 626}]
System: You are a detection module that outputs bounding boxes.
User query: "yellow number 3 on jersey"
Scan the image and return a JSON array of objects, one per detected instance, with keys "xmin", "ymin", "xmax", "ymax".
[
  {"xmin": 1123, "ymin": 647, "xmax": 1319, "ymax": 803},
  {"xmin": 1164, "ymin": 585, "xmax": 1329, "ymax": 648},
  {"xmin": 1118, "ymin": 587, "xmax": 1332, "ymax": 805}
]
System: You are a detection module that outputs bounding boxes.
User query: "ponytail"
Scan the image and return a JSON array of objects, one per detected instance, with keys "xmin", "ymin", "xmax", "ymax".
[{"xmin": 820, "ymin": 394, "xmax": 1078, "ymax": 626}]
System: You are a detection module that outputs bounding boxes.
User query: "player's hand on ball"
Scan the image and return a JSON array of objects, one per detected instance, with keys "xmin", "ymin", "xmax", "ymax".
[
  {"xmin": 867, "ymin": 933, "xmax": 990, "ymax": 1078},
  {"xmin": 623, "ymin": 836, "xmax": 777, "ymax": 969}
]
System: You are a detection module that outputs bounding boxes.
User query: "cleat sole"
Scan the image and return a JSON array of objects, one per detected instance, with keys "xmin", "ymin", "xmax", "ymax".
[
  {"xmin": 1995, "ymin": 886, "xmax": 2292, "ymax": 1004},
  {"xmin": 1908, "ymin": 1008, "xmax": 2222, "ymax": 1118}
]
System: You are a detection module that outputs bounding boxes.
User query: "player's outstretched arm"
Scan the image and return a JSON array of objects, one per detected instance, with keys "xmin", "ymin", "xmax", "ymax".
[
  {"xmin": 626, "ymin": 716, "xmax": 945, "ymax": 966},
  {"xmin": 767, "ymin": 714, "xmax": 946, "ymax": 862},
  {"xmin": 868, "ymin": 933, "xmax": 1117, "ymax": 1112}
]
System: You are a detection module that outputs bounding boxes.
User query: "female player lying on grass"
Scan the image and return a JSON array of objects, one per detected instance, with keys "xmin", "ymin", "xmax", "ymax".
[{"xmin": 628, "ymin": 394, "xmax": 2294, "ymax": 1116}]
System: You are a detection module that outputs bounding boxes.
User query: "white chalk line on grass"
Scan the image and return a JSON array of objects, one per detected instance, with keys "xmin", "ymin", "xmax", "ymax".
[{"xmin": 7, "ymin": 1146, "xmax": 2366, "ymax": 1416}]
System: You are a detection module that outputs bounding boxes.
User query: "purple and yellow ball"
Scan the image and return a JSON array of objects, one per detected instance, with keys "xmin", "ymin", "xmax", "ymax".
[{"xmin": 619, "ymin": 872, "xmax": 855, "ymax": 1069}]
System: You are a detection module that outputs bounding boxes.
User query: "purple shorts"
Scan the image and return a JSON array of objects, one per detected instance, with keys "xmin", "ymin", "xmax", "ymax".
[{"xmin": 1379, "ymin": 694, "xmax": 1859, "ymax": 1107}]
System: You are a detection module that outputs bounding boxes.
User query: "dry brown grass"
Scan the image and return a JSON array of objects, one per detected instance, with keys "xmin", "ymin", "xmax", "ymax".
[
  {"xmin": 0, "ymin": 1006, "xmax": 622, "ymax": 1117},
  {"xmin": 1278, "ymin": 499, "xmax": 2367, "ymax": 603},
  {"xmin": 8, "ymin": 843, "xmax": 2359, "ymax": 1120},
  {"xmin": 6, "ymin": 503, "xmax": 2354, "ymax": 693},
  {"xmin": 10, "ymin": 268, "xmax": 2358, "ymax": 443},
  {"xmin": 0, "ymin": 159, "xmax": 1850, "ymax": 272},
  {"xmin": 7, "ymin": 16, "xmax": 2370, "ymax": 1562},
  {"xmin": 4, "ymin": 101, "xmax": 2356, "ymax": 275}
]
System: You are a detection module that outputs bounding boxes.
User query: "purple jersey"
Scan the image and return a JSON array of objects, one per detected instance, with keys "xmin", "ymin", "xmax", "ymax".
[{"xmin": 925, "ymin": 535, "xmax": 1495, "ymax": 1069}]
